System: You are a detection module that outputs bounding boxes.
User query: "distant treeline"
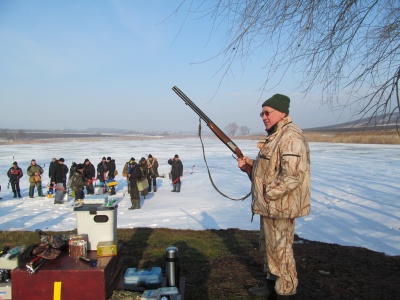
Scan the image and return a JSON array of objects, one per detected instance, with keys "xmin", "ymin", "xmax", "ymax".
[{"xmin": 0, "ymin": 129, "xmax": 108, "ymax": 142}]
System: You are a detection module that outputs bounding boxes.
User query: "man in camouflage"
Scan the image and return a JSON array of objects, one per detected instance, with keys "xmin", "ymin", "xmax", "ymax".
[
  {"xmin": 70, "ymin": 164, "xmax": 86, "ymax": 201},
  {"xmin": 238, "ymin": 94, "xmax": 311, "ymax": 300},
  {"xmin": 146, "ymin": 154, "xmax": 159, "ymax": 192},
  {"xmin": 27, "ymin": 159, "xmax": 45, "ymax": 198}
]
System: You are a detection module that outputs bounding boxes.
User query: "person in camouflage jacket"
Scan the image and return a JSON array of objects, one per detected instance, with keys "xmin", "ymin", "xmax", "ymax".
[
  {"xmin": 146, "ymin": 154, "xmax": 159, "ymax": 192},
  {"xmin": 70, "ymin": 164, "xmax": 86, "ymax": 201},
  {"xmin": 238, "ymin": 94, "xmax": 310, "ymax": 299},
  {"xmin": 27, "ymin": 159, "xmax": 44, "ymax": 198}
]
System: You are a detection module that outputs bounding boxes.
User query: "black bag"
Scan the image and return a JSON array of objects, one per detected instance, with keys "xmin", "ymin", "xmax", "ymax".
[{"xmin": 18, "ymin": 244, "xmax": 38, "ymax": 268}]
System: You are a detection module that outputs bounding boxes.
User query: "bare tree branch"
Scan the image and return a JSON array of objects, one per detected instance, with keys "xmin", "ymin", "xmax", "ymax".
[{"xmin": 177, "ymin": 0, "xmax": 400, "ymax": 128}]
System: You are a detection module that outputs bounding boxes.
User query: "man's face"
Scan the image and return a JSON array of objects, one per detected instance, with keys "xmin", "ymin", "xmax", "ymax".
[
  {"xmin": 31, "ymin": 161, "xmax": 36, "ymax": 165},
  {"xmin": 85, "ymin": 161, "xmax": 89, "ymax": 165},
  {"xmin": 261, "ymin": 106, "xmax": 286, "ymax": 131}
]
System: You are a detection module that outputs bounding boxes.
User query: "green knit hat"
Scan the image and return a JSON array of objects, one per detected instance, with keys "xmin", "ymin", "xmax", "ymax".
[{"xmin": 262, "ymin": 94, "xmax": 290, "ymax": 115}]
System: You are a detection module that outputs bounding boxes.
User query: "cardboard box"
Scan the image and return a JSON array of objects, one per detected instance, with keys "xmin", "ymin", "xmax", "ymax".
[
  {"xmin": 0, "ymin": 282, "xmax": 12, "ymax": 300},
  {"xmin": 97, "ymin": 241, "xmax": 117, "ymax": 257},
  {"xmin": 0, "ymin": 256, "xmax": 18, "ymax": 270}
]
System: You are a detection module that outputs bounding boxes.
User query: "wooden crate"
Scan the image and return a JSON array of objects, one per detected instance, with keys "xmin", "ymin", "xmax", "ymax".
[{"xmin": 11, "ymin": 247, "xmax": 122, "ymax": 300}]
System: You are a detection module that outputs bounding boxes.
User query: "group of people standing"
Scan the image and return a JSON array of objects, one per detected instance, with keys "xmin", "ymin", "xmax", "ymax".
[
  {"xmin": 6, "ymin": 159, "xmax": 45, "ymax": 199},
  {"xmin": 61, "ymin": 156, "xmax": 116, "ymax": 204},
  {"xmin": 121, "ymin": 154, "xmax": 183, "ymax": 210},
  {"xmin": 4, "ymin": 154, "xmax": 184, "ymax": 209}
]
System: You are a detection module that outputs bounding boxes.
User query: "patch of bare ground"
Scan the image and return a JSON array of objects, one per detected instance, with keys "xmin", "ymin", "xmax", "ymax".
[{"xmin": 108, "ymin": 230, "xmax": 400, "ymax": 300}]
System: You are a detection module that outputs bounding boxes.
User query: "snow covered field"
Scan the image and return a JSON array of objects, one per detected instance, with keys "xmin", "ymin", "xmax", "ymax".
[{"xmin": 0, "ymin": 138, "xmax": 399, "ymax": 255}]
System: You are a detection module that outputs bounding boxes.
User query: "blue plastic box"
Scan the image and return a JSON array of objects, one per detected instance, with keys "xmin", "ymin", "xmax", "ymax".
[{"xmin": 123, "ymin": 267, "xmax": 162, "ymax": 290}]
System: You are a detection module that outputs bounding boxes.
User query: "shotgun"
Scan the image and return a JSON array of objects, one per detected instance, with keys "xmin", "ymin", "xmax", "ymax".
[{"xmin": 172, "ymin": 86, "xmax": 244, "ymax": 159}]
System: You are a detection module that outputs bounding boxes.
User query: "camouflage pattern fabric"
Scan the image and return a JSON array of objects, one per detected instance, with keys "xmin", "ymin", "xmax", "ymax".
[
  {"xmin": 251, "ymin": 116, "xmax": 310, "ymax": 296},
  {"xmin": 27, "ymin": 165, "xmax": 44, "ymax": 187},
  {"xmin": 251, "ymin": 116, "xmax": 311, "ymax": 219},
  {"xmin": 260, "ymin": 216, "xmax": 297, "ymax": 295}
]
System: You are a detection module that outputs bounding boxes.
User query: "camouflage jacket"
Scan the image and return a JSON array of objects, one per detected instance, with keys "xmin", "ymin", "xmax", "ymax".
[
  {"xmin": 147, "ymin": 158, "xmax": 159, "ymax": 178},
  {"xmin": 251, "ymin": 116, "xmax": 311, "ymax": 219},
  {"xmin": 27, "ymin": 164, "xmax": 44, "ymax": 177},
  {"xmin": 70, "ymin": 171, "xmax": 85, "ymax": 192}
]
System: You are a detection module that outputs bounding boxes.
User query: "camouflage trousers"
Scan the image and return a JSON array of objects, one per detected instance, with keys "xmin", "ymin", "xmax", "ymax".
[{"xmin": 259, "ymin": 216, "xmax": 297, "ymax": 296}]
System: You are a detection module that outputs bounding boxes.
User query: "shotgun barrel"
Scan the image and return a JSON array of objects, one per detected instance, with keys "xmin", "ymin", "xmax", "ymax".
[{"xmin": 172, "ymin": 86, "xmax": 244, "ymax": 159}]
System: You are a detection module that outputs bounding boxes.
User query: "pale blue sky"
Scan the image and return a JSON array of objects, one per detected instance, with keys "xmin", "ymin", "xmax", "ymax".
[{"xmin": 0, "ymin": 0, "xmax": 352, "ymax": 134}]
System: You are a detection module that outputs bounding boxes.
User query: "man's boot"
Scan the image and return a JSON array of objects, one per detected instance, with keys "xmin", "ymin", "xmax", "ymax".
[
  {"xmin": 248, "ymin": 279, "xmax": 276, "ymax": 299},
  {"xmin": 171, "ymin": 184, "xmax": 176, "ymax": 192},
  {"xmin": 17, "ymin": 189, "xmax": 22, "ymax": 198},
  {"xmin": 129, "ymin": 198, "xmax": 135, "ymax": 210},
  {"xmin": 248, "ymin": 286, "xmax": 270, "ymax": 297},
  {"xmin": 135, "ymin": 199, "xmax": 141, "ymax": 209},
  {"xmin": 29, "ymin": 186, "xmax": 34, "ymax": 198},
  {"xmin": 13, "ymin": 191, "xmax": 17, "ymax": 198},
  {"xmin": 129, "ymin": 198, "xmax": 141, "ymax": 210},
  {"xmin": 176, "ymin": 183, "xmax": 181, "ymax": 193},
  {"xmin": 153, "ymin": 184, "xmax": 157, "ymax": 192}
]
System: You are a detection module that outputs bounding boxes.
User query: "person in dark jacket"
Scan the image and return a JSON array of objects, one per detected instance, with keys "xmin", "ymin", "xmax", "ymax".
[
  {"xmin": 106, "ymin": 157, "xmax": 116, "ymax": 195},
  {"xmin": 69, "ymin": 162, "xmax": 77, "ymax": 179},
  {"xmin": 7, "ymin": 161, "xmax": 23, "ymax": 198},
  {"xmin": 48, "ymin": 158, "xmax": 57, "ymax": 178},
  {"xmin": 123, "ymin": 157, "xmax": 135, "ymax": 194},
  {"xmin": 48, "ymin": 157, "xmax": 57, "ymax": 194},
  {"xmin": 97, "ymin": 157, "xmax": 108, "ymax": 193},
  {"xmin": 83, "ymin": 158, "xmax": 96, "ymax": 195},
  {"xmin": 168, "ymin": 154, "xmax": 183, "ymax": 192},
  {"xmin": 127, "ymin": 159, "xmax": 142, "ymax": 209},
  {"xmin": 51, "ymin": 158, "xmax": 69, "ymax": 204},
  {"xmin": 138, "ymin": 157, "xmax": 149, "ymax": 197}
]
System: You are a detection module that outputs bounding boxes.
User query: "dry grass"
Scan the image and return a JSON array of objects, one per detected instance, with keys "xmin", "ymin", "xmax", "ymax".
[
  {"xmin": 1, "ymin": 130, "xmax": 400, "ymax": 145},
  {"xmin": 303, "ymin": 130, "xmax": 400, "ymax": 144},
  {"xmin": 235, "ymin": 129, "xmax": 400, "ymax": 144}
]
